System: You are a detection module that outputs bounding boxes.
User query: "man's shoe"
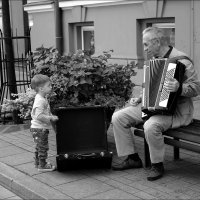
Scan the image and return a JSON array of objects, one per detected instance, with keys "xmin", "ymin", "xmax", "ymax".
[
  {"xmin": 147, "ymin": 162, "xmax": 164, "ymax": 181},
  {"xmin": 112, "ymin": 157, "xmax": 143, "ymax": 171}
]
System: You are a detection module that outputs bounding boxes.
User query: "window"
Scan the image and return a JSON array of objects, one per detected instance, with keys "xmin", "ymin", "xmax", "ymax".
[
  {"xmin": 81, "ymin": 26, "xmax": 95, "ymax": 53},
  {"xmin": 69, "ymin": 22, "xmax": 95, "ymax": 54},
  {"xmin": 28, "ymin": 15, "xmax": 34, "ymax": 27},
  {"xmin": 152, "ymin": 23, "xmax": 175, "ymax": 46}
]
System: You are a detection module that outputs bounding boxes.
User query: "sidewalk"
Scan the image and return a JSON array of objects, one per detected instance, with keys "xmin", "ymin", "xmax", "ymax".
[
  {"xmin": 0, "ymin": 184, "xmax": 22, "ymax": 199},
  {"xmin": 0, "ymin": 100, "xmax": 200, "ymax": 199}
]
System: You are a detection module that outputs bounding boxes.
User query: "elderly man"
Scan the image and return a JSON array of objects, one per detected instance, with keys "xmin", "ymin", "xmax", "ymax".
[{"xmin": 112, "ymin": 27, "xmax": 200, "ymax": 181}]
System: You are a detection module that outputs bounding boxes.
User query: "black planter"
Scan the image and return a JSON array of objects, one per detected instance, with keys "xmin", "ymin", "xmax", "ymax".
[{"xmin": 54, "ymin": 106, "xmax": 114, "ymax": 171}]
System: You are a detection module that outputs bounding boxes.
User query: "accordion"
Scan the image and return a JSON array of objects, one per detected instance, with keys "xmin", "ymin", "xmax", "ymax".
[{"xmin": 141, "ymin": 56, "xmax": 188, "ymax": 117}]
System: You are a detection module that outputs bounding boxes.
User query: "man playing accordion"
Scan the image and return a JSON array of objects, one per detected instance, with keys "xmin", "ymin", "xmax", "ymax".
[{"xmin": 111, "ymin": 27, "xmax": 200, "ymax": 181}]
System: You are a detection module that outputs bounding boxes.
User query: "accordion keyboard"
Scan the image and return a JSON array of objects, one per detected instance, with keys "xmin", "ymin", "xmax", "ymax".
[{"xmin": 159, "ymin": 63, "xmax": 176, "ymax": 107}]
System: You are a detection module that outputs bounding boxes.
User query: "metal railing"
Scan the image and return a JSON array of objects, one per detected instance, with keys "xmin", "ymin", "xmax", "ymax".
[{"xmin": 0, "ymin": 29, "xmax": 33, "ymax": 123}]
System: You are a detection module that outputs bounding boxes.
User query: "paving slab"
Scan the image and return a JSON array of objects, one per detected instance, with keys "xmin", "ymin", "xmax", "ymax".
[
  {"xmin": 54, "ymin": 177, "xmax": 114, "ymax": 199},
  {"xmin": 0, "ymin": 162, "xmax": 72, "ymax": 199},
  {"xmin": 83, "ymin": 188, "xmax": 140, "ymax": 199},
  {"xmin": 0, "ymin": 184, "xmax": 22, "ymax": 200},
  {"xmin": 0, "ymin": 146, "xmax": 27, "ymax": 158},
  {"xmin": 0, "ymin": 152, "xmax": 33, "ymax": 166},
  {"xmin": 0, "ymin": 100, "xmax": 200, "ymax": 199},
  {"xmin": 33, "ymin": 171, "xmax": 88, "ymax": 187}
]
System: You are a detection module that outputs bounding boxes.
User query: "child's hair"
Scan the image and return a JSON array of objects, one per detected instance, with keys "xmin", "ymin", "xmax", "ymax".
[{"xmin": 31, "ymin": 74, "xmax": 50, "ymax": 92}]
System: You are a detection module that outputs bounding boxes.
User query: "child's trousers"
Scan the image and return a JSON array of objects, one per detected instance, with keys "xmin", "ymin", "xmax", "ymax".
[{"xmin": 30, "ymin": 128, "xmax": 49, "ymax": 166}]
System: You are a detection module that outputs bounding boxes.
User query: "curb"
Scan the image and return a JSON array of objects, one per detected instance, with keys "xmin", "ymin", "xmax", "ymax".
[{"xmin": 0, "ymin": 162, "xmax": 71, "ymax": 199}]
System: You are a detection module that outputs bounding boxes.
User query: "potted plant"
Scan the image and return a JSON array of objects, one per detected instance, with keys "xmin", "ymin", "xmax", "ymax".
[{"xmin": 1, "ymin": 46, "xmax": 137, "ymax": 125}]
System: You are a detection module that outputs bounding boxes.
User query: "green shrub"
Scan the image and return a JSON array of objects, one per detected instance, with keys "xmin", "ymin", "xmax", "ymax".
[
  {"xmin": 32, "ymin": 47, "xmax": 137, "ymax": 110},
  {"xmin": 1, "ymin": 46, "xmax": 137, "ymax": 119}
]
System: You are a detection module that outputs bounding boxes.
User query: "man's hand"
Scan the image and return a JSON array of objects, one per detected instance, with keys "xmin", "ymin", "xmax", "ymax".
[
  {"xmin": 164, "ymin": 78, "xmax": 180, "ymax": 92},
  {"xmin": 51, "ymin": 115, "xmax": 59, "ymax": 122},
  {"xmin": 129, "ymin": 97, "xmax": 141, "ymax": 106}
]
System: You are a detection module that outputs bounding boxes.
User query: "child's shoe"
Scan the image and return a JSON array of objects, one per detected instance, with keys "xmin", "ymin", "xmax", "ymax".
[{"xmin": 38, "ymin": 162, "xmax": 56, "ymax": 172}]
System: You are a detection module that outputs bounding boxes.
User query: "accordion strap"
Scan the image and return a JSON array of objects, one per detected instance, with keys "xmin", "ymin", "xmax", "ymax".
[{"xmin": 169, "ymin": 55, "xmax": 193, "ymax": 65}]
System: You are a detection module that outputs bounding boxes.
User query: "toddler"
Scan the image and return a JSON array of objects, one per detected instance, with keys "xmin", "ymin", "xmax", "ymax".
[{"xmin": 30, "ymin": 74, "xmax": 58, "ymax": 172}]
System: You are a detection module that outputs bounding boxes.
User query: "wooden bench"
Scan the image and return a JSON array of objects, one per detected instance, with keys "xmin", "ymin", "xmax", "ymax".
[{"xmin": 134, "ymin": 119, "xmax": 200, "ymax": 167}]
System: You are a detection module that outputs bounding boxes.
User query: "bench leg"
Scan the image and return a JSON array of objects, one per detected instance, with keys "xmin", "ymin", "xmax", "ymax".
[
  {"xmin": 174, "ymin": 137, "xmax": 180, "ymax": 160},
  {"xmin": 144, "ymin": 138, "xmax": 151, "ymax": 168}
]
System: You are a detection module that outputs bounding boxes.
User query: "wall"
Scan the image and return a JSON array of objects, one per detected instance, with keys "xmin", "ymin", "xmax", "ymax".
[
  {"xmin": 160, "ymin": 0, "xmax": 200, "ymax": 79},
  {"xmin": 9, "ymin": 0, "xmax": 25, "ymax": 57},
  {"xmin": 26, "ymin": 0, "xmax": 200, "ymax": 84},
  {"xmin": 62, "ymin": 0, "xmax": 200, "ymax": 85},
  {"xmin": 193, "ymin": 0, "xmax": 200, "ymax": 77},
  {"xmin": 30, "ymin": 11, "xmax": 55, "ymax": 51},
  {"xmin": 162, "ymin": 1, "xmax": 191, "ymax": 55},
  {"xmin": 63, "ymin": 2, "xmax": 144, "ymax": 60},
  {"xmin": 62, "ymin": 2, "xmax": 145, "ymax": 85}
]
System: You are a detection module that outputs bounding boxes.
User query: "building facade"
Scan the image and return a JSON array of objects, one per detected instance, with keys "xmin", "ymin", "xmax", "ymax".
[{"xmin": 22, "ymin": 0, "xmax": 200, "ymax": 84}]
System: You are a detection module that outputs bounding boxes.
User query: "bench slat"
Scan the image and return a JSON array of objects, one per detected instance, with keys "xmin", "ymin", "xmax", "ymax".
[
  {"xmin": 164, "ymin": 130, "xmax": 200, "ymax": 143},
  {"xmin": 174, "ymin": 127, "xmax": 200, "ymax": 136},
  {"xmin": 164, "ymin": 137, "xmax": 200, "ymax": 153},
  {"xmin": 134, "ymin": 128, "xmax": 200, "ymax": 144}
]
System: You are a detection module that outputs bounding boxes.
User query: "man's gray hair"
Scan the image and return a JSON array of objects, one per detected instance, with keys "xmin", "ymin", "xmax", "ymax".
[{"xmin": 143, "ymin": 27, "xmax": 167, "ymax": 44}]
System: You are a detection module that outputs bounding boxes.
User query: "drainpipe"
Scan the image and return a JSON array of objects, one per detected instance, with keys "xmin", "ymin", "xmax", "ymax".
[
  {"xmin": 54, "ymin": 0, "xmax": 63, "ymax": 55},
  {"xmin": 2, "ymin": 0, "xmax": 17, "ymax": 96},
  {"xmin": 23, "ymin": 0, "xmax": 30, "ymax": 55},
  {"xmin": 190, "ymin": 0, "xmax": 194, "ymax": 59},
  {"xmin": 2, "ymin": 0, "xmax": 21, "ymax": 124}
]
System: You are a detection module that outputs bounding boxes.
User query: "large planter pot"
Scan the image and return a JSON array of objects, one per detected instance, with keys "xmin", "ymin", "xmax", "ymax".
[{"xmin": 54, "ymin": 106, "xmax": 114, "ymax": 171}]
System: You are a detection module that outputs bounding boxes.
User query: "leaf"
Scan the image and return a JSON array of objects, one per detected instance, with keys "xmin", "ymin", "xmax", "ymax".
[
  {"xmin": 86, "ymin": 78, "xmax": 92, "ymax": 84},
  {"xmin": 45, "ymin": 57, "xmax": 50, "ymax": 63},
  {"xmin": 80, "ymin": 78, "xmax": 87, "ymax": 84},
  {"xmin": 49, "ymin": 65, "xmax": 57, "ymax": 72}
]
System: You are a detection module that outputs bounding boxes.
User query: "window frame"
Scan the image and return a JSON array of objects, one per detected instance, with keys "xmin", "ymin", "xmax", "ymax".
[
  {"xmin": 69, "ymin": 22, "xmax": 94, "ymax": 53},
  {"xmin": 81, "ymin": 26, "xmax": 94, "ymax": 50}
]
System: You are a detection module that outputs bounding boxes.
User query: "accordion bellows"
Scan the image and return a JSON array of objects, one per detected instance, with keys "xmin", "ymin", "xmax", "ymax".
[{"xmin": 141, "ymin": 57, "xmax": 186, "ymax": 117}]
